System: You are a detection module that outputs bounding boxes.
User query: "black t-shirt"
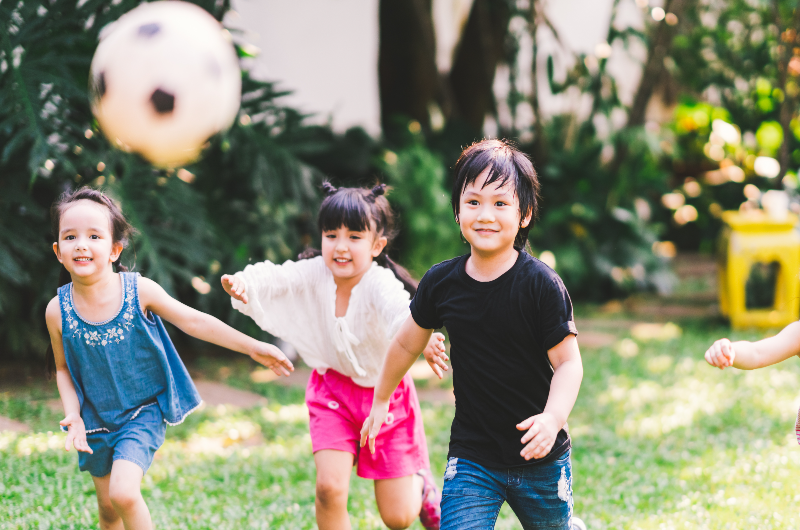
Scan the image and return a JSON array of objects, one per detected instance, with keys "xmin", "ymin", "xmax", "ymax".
[{"xmin": 410, "ymin": 251, "xmax": 578, "ymax": 468}]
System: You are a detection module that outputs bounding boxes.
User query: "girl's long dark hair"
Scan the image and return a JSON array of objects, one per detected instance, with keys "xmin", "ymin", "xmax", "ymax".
[
  {"xmin": 45, "ymin": 187, "xmax": 137, "ymax": 378},
  {"xmin": 298, "ymin": 182, "xmax": 418, "ymax": 296}
]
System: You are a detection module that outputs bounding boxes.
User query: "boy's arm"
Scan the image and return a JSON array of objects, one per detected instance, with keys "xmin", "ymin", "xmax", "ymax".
[
  {"xmin": 46, "ymin": 298, "xmax": 92, "ymax": 454},
  {"xmin": 706, "ymin": 321, "xmax": 800, "ymax": 370},
  {"xmin": 360, "ymin": 315, "xmax": 433, "ymax": 453},
  {"xmin": 138, "ymin": 277, "xmax": 293, "ymax": 375},
  {"xmin": 517, "ymin": 334, "xmax": 582, "ymax": 460}
]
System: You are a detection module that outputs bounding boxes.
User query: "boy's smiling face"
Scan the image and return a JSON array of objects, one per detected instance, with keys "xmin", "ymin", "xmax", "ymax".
[{"xmin": 459, "ymin": 168, "xmax": 531, "ymax": 256}]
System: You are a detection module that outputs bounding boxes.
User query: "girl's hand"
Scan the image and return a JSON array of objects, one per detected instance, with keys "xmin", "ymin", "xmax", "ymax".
[
  {"xmin": 517, "ymin": 412, "xmax": 559, "ymax": 460},
  {"xmin": 360, "ymin": 399, "xmax": 390, "ymax": 455},
  {"xmin": 250, "ymin": 343, "xmax": 294, "ymax": 376},
  {"xmin": 221, "ymin": 274, "xmax": 248, "ymax": 304},
  {"xmin": 422, "ymin": 332, "xmax": 448, "ymax": 379},
  {"xmin": 705, "ymin": 338, "xmax": 735, "ymax": 369},
  {"xmin": 59, "ymin": 413, "xmax": 93, "ymax": 454}
]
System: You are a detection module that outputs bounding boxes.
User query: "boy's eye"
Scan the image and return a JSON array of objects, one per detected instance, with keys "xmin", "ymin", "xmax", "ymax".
[
  {"xmin": 467, "ymin": 200, "xmax": 479, "ymax": 205},
  {"xmin": 90, "ymin": 235, "xmax": 100, "ymax": 239},
  {"xmin": 495, "ymin": 201, "xmax": 506, "ymax": 207},
  {"xmin": 350, "ymin": 235, "xmax": 361, "ymax": 240},
  {"xmin": 325, "ymin": 234, "xmax": 336, "ymax": 239},
  {"xmin": 65, "ymin": 235, "xmax": 75, "ymax": 240}
]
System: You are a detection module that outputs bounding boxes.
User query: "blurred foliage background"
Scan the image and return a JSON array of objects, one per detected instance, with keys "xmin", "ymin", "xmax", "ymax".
[{"xmin": 1, "ymin": 0, "xmax": 799, "ymax": 359}]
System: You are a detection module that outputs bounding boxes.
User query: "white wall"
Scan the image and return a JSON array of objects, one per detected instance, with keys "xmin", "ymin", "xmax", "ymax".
[
  {"xmin": 229, "ymin": 0, "xmax": 648, "ymax": 137},
  {"xmin": 229, "ymin": 0, "xmax": 381, "ymax": 135}
]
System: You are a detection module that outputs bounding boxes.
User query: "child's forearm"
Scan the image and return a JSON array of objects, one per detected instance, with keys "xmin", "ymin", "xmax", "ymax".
[
  {"xmin": 182, "ymin": 312, "xmax": 260, "ymax": 356},
  {"xmin": 732, "ymin": 322, "xmax": 800, "ymax": 369},
  {"xmin": 730, "ymin": 341, "xmax": 760, "ymax": 369},
  {"xmin": 374, "ymin": 339, "xmax": 421, "ymax": 402},
  {"xmin": 56, "ymin": 369, "xmax": 81, "ymax": 416},
  {"xmin": 542, "ymin": 358, "xmax": 583, "ymax": 429}
]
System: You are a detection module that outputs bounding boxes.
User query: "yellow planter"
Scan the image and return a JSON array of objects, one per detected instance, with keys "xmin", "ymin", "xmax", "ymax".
[{"xmin": 718, "ymin": 210, "xmax": 800, "ymax": 329}]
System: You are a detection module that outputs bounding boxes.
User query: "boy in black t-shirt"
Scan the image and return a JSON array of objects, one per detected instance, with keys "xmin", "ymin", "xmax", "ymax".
[{"xmin": 361, "ymin": 139, "xmax": 586, "ymax": 530}]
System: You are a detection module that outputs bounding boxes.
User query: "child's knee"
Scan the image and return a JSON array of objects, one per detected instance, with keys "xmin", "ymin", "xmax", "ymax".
[
  {"xmin": 108, "ymin": 484, "xmax": 141, "ymax": 513},
  {"xmin": 380, "ymin": 511, "xmax": 416, "ymax": 530},
  {"xmin": 97, "ymin": 498, "xmax": 118, "ymax": 523},
  {"xmin": 315, "ymin": 478, "xmax": 348, "ymax": 507}
]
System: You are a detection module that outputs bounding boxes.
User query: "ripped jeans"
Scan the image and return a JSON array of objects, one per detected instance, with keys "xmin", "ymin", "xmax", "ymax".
[{"xmin": 440, "ymin": 450, "xmax": 573, "ymax": 529}]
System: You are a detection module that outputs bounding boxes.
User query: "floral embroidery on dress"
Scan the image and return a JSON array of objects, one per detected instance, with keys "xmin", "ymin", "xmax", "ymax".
[{"xmin": 66, "ymin": 275, "xmax": 135, "ymax": 347}]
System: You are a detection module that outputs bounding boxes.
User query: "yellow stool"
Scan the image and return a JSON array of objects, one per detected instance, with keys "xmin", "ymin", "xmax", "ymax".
[{"xmin": 718, "ymin": 210, "xmax": 800, "ymax": 329}]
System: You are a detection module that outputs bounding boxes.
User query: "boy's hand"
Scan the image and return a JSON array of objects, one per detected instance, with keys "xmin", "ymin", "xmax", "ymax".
[
  {"xmin": 59, "ymin": 413, "xmax": 93, "ymax": 454},
  {"xmin": 705, "ymin": 338, "xmax": 735, "ymax": 369},
  {"xmin": 221, "ymin": 274, "xmax": 248, "ymax": 304},
  {"xmin": 517, "ymin": 412, "xmax": 559, "ymax": 460},
  {"xmin": 251, "ymin": 343, "xmax": 294, "ymax": 376},
  {"xmin": 422, "ymin": 332, "xmax": 448, "ymax": 379},
  {"xmin": 360, "ymin": 400, "xmax": 390, "ymax": 455}
]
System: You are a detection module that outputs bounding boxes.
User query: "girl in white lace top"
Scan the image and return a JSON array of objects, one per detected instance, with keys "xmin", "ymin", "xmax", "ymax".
[{"xmin": 222, "ymin": 183, "xmax": 445, "ymax": 530}]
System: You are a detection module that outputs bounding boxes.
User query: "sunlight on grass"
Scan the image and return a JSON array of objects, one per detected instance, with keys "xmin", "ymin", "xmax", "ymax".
[{"xmin": 3, "ymin": 324, "xmax": 800, "ymax": 528}]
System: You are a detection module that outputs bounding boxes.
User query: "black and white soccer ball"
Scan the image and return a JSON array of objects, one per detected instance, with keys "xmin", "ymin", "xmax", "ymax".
[{"xmin": 89, "ymin": 1, "xmax": 241, "ymax": 167}]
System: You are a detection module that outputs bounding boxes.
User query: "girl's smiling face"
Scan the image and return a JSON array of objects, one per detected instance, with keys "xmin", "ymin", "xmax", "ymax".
[
  {"xmin": 459, "ymin": 167, "xmax": 531, "ymax": 255},
  {"xmin": 54, "ymin": 200, "xmax": 123, "ymax": 280},
  {"xmin": 321, "ymin": 224, "xmax": 387, "ymax": 284}
]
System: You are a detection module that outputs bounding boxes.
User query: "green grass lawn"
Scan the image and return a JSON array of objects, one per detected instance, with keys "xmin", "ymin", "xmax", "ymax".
[{"xmin": 3, "ymin": 321, "xmax": 800, "ymax": 529}]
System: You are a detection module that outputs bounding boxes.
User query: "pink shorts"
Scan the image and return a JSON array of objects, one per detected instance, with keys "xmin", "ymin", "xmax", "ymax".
[{"xmin": 306, "ymin": 369, "xmax": 430, "ymax": 480}]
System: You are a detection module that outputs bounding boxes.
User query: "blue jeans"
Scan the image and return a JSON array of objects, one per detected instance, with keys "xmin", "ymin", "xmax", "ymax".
[{"xmin": 441, "ymin": 450, "xmax": 573, "ymax": 529}]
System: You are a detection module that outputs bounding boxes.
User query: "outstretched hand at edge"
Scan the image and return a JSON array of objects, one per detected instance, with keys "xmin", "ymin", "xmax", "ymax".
[{"xmin": 705, "ymin": 338, "xmax": 735, "ymax": 369}]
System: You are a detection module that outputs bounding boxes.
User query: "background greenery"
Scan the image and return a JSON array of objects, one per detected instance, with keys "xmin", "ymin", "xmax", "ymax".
[{"xmin": 2, "ymin": 0, "xmax": 800, "ymax": 358}]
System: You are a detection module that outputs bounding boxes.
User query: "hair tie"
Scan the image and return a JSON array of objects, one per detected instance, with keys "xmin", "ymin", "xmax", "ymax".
[
  {"xmin": 371, "ymin": 183, "xmax": 387, "ymax": 197},
  {"xmin": 321, "ymin": 182, "xmax": 338, "ymax": 196}
]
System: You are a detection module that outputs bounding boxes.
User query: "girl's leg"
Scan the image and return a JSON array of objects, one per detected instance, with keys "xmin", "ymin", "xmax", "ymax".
[
  {"xmin": 374, "ymin": 474, "xmax": 424, "ymax": 530},
  {"xmin": 107, "ymin": 460, "xmax": 152, "ymax": 530},
  {"xmin": 92, "ymin": 474, "xmax": 123, "ymax": 530},
  {"xmin": 314, "ymin": 449, "xmax": 355, "ymax": 530}
]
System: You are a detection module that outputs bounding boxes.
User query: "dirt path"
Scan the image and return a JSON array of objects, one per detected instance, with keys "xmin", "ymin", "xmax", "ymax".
[
  {"xmin": 0, "ymin": 416, "xmax": 29, "ymax": 433},
  {"xmin": 194, "ymin": 380, "xmax": 268, "ymax": 408}
]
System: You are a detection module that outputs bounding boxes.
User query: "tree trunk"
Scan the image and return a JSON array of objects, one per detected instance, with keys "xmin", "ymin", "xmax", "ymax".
[
  {"xmin": 627, "ymin": 0, "xmax": 686, "ymax": 128},
  {"xmin": 446, "ymin": 0, "xmax": 511, "ymax": 132},
  {"xmin": 773, "ymin": 0, "xmax": 800, "ymax": 179},
  {"xmin": 608, "ymin": 0, "xmax": 686, "ymax": 177},
  {"xmin": 378, "ymin": 0, "xmax": 439, "ymax": 132}
]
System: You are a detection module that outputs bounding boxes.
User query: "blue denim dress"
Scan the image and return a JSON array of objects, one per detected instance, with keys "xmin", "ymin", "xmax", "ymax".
[{"xmin": 58, "ymin": 272, "xmax": 201, "ymax": 475}]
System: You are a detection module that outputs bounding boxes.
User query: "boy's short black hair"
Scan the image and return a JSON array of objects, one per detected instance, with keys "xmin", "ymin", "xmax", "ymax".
[{"xmin": 451, "ymin": 139, "xmax": 540, "ymax": 248}]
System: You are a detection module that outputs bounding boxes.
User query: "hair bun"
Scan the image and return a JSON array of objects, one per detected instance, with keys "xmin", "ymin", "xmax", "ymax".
[
  {"xmin": 371, "ymin": 183, "xmax": 387, "ymax": 197},
  {"xmin": 321, "ymin": 182, "xmax": 338, "ymax": 196}
]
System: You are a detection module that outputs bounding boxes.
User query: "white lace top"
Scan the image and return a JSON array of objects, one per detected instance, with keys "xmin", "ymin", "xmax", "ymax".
[{"xmin": 231, "ymin": 256, "xmax": 411, "ymax": 387}]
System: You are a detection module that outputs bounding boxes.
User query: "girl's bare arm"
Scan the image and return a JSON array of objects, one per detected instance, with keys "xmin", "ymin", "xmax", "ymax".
[
  {"xmin": 706, "ymin": 321, "xmax": 800, "ymax": 370},
  {"xmin": 46, "ymin": 298, "xmax": 80, "ymax": 416},
  {"xmin": 138, "ymin": 277, "xmax": 293, "ymax": 375},
  {"xmin": 46, "ymin": 297, "xmax": 92, "ymax": 453}
]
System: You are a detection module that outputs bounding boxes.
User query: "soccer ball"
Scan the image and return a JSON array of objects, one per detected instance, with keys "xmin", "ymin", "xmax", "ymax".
[{"xmin": 89, "ymin": 1, "xmax": 241, "ymax": 168}]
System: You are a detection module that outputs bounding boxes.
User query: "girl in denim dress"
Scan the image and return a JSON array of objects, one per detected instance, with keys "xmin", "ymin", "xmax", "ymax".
[{"xmin": 44, "ymin": 187, "xmax": 294, "ymax": 530}]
